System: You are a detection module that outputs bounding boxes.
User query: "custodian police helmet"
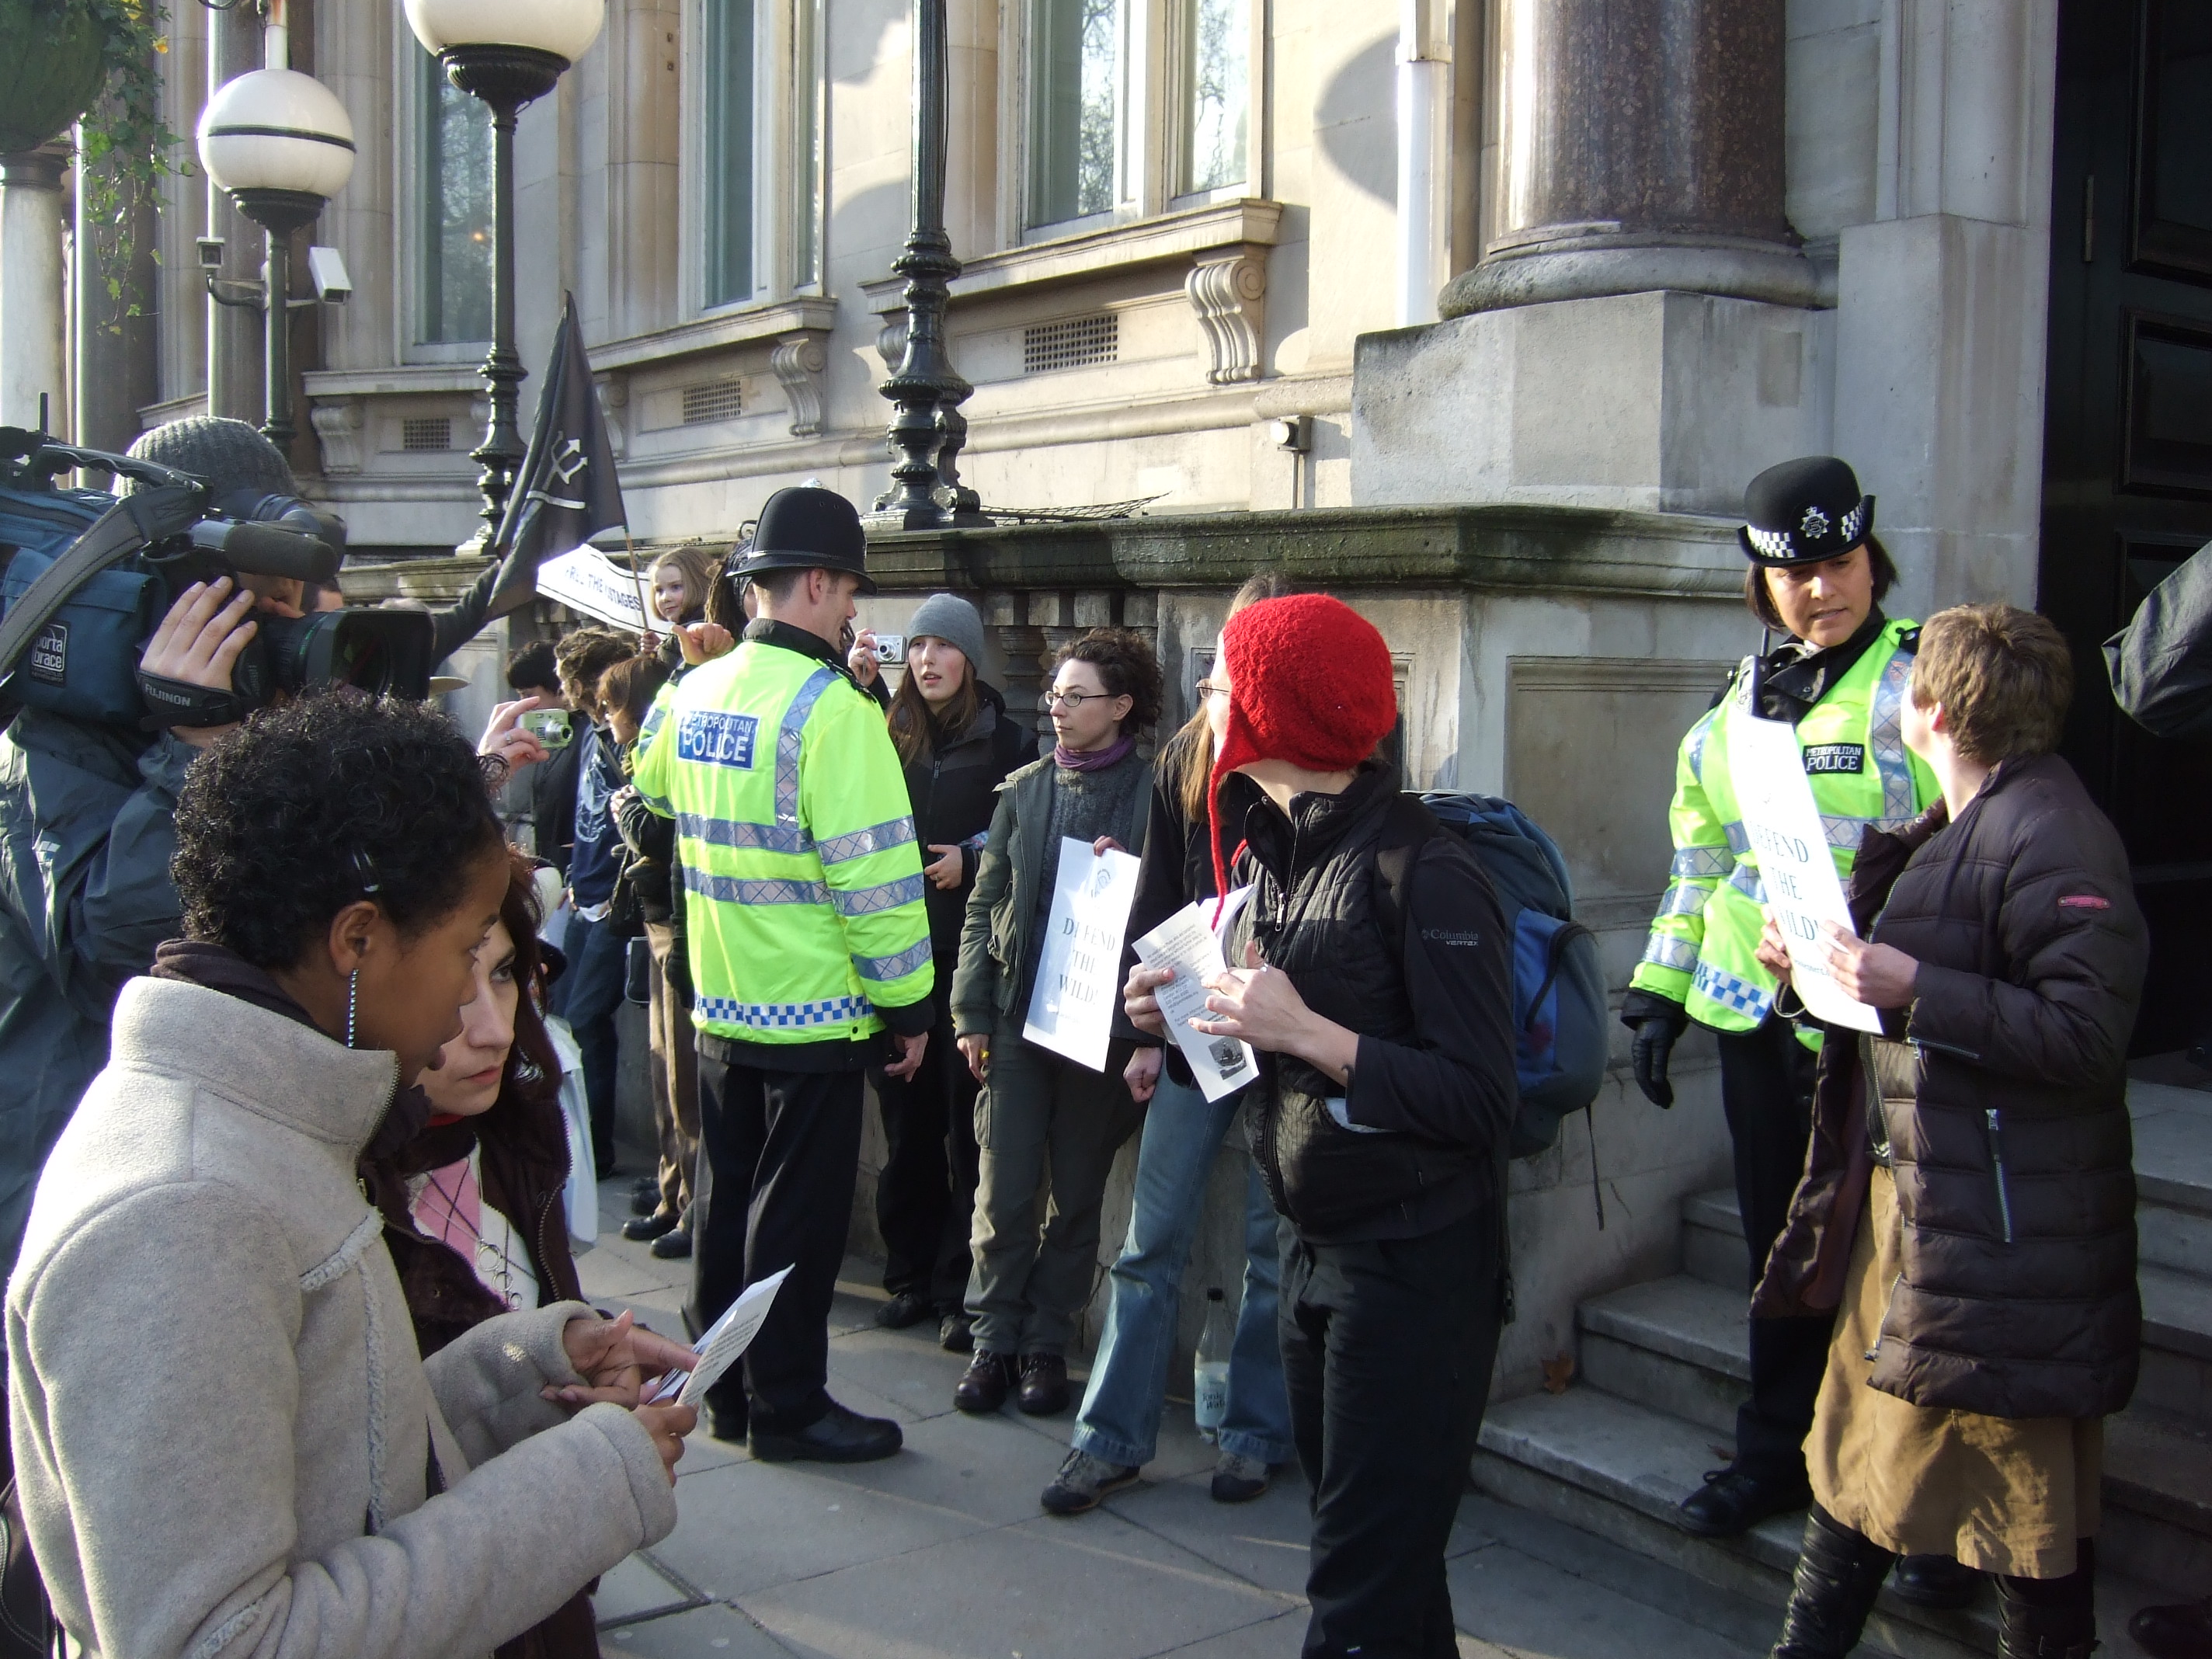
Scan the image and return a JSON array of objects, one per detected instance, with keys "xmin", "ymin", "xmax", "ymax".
[{"xmin": 730, "ymin": 485, "xmax": 877, "ymax": 595}]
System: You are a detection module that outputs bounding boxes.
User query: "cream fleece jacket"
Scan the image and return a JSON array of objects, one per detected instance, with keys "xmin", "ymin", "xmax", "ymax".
[{"xmin": 6, "ymin": 978, "xmax": 678, "ymax": 1658}]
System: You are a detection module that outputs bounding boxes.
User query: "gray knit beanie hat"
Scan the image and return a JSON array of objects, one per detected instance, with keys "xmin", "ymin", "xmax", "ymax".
[
  {"xmin": 126, "ymin": 416, "xmax": 297, "ymax": 498},
  {"xmin": 906, "ymin": 592, "xmax": 988, "ymax": 671}
]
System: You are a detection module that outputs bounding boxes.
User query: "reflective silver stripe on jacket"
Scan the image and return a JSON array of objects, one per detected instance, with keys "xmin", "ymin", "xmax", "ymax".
[
  {"xmin": 1671, "ymin": 846, "xmax": 1731, "ymax": 879},
  {"xmin": 1659, "ymin": 880, "xmax": 1714, "ymax": 918},
  {"xmin": 686, "ymin": 868, "xmax": 830, "ymax": 906},
  {"xmin": 1869, "ymin": 642, "xmax": 1918, "ymax": 822},
  {"xmin": 853, "ymin": 937, "xmax": 933, "ymax": 983},
  {"xmin": 679, "ymin": 811, "xmax": 813, "ymax": 856},
  {"xmin": 1727, "ymin": 861, "xmax": 1765, "ymax": 903},
  {"xmin": 775, "ymin": 667, "xmax": 840, "ymax": 828},
  {"xmin": 818, "ymin": 816, "xmax": 917, "ymax": 865},
  {"xmin": 833, "ymin": 874, "xmax": 926, "ymax": 916},
  {"xmin": 1641, "ymin": 934, "xmax": 1699, "ymax": 972}
]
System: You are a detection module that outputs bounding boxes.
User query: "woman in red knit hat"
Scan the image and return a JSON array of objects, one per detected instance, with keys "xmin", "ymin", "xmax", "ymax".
[{"xmin": 1127, "ymin": 593, "xmax": 1519, "ymax": 1659}]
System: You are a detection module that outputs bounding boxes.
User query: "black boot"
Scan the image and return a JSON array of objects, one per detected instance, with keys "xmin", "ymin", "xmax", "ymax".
[
  {"xmin": 1995, "ymin": 1540, "xmax": 2098, "ymax": 1659},
  {"xmin": 1770, "ymin": 1506, "xmax": 1895, "ymax": 1658},
  {"xmin": 2130, "ymin": 1595, "xmax": 2212, "ymax": 1659}
]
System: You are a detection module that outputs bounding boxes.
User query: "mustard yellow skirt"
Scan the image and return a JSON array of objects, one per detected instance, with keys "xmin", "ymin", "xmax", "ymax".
[{"xmin": 1805, "ymin": 1167, "xmax": 2100, "ymax": 1579}]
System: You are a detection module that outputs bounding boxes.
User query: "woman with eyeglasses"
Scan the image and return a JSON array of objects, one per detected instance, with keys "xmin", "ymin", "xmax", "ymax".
[{"xmin": 948, "ymin": 628, "xmax": 1160, "ymax": 1417}]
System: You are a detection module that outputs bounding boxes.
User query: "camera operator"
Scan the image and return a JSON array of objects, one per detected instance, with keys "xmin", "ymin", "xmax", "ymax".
[
  {"xmin": 0, "ymin": 415, "xmax": 527, "ymax": 1298},
  {"xmin": 0, "ymin": 555, "xmax": 304, "ymax": 1290}
]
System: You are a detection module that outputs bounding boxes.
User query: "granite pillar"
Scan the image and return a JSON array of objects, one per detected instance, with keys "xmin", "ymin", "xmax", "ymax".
[
  {"xmin": 1442, "ymin": 0, "xmax": 1814, "ymax": 316},
  {"xmin": 71, "ymin": 142, "xmax": 158, "ymax": 452},
  {"xmin": 0, "ymin": 145, "xmax": 68, "ymax": 430}
]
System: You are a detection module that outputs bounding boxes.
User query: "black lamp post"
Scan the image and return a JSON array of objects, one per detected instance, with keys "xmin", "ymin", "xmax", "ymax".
[
  {"xmin": 404, "ymin": 0, "xmax": 604, "ymax": 535},
  {"xmin": 872, "ymin": 0, "xmax": 987, "ymax": 529}
]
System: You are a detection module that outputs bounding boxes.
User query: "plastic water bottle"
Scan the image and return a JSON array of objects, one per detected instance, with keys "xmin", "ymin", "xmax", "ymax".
[{"xmin": 1193, "ymin": 1287, "xmax": 1232, "ymax": 1442}]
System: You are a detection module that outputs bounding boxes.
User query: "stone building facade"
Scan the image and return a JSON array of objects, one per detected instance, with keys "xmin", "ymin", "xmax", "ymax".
[{"xmin": 34, "ymin": 0, "xmax": 2211, "ymax": 1412}]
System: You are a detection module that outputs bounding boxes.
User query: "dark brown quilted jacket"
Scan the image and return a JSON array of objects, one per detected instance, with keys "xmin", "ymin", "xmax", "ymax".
[{"xmin": 1754, "ymin": 753, "xmax": 2148, "ymax": 1419}]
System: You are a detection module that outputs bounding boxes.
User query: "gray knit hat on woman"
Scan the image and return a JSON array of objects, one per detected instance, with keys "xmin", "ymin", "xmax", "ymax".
[{"xmin": 905, "ymin": 593, "xmax": 988, "ymax": 670}]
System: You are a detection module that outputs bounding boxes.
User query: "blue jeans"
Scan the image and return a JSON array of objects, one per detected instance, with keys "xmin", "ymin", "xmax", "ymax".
[
  {"xmin": 1069, "ymin": 1069, "xmax": 1294, "ymax": 1468},
  {"xmin": 561, "ymin": 913, "xmax": 628, "ymax": 1169}
]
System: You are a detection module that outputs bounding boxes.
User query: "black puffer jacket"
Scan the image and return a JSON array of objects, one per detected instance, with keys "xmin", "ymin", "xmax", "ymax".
[
  {"xmin": 1226, "ymin": 766, "xmax": 1518, "ymax": 1243},
  {"xmin": 1756, "ymin": 753, "xmax": 2148, "ymax": 1419},
  {"xmin": 899, "ymin": 683, "xmax": 1036, "ymax": 959}
]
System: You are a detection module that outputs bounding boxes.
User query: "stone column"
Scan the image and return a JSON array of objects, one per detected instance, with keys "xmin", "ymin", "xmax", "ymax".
[
  {"xmin": 0, "ymin": 144, "xmax": 69, "ymax": 429},
  {"xmin": 71, "ymin": 144, "xmax": 158, "ymax": 452},
  {"xmin": 1442, "ymin": 0, "xmax": 1814, "ymax": 316}
]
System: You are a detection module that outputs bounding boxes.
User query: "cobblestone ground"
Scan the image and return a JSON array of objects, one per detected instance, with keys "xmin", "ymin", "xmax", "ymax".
[{"xmin": 577, "ymin": 1177, "xmax": 1782, "ymax": 1659}]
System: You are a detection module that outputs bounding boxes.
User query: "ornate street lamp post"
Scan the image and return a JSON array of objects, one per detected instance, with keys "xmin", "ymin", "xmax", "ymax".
[
  {"xmin": 872, "ymin": 0, "xmax": 987, "ymax": 529},
  {"xmin": 403, "ymin": 0, "xmax": 605, "ymax": 535},
  {"xmin": 197, "ymin": 63, "xmax": 355, "ymax": 448}
]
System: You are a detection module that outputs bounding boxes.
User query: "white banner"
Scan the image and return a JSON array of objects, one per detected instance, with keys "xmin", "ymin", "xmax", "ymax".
[
  {"xmin": 1022, "ymin": 837, "xmax": 1143, "ymax": 1073},
  {"xmin": 534, "ymin": 547, "xmax": 648, "ymax": 632},
  {"xmin": 1728, "ymin": 711, "xmax": 1885, "ymax": 1035}
]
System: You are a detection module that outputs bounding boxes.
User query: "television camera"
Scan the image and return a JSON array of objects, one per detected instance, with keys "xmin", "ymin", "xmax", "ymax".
[{"xmin": 0, "ymin": 429, "xmax": 433, "ymax": 729}]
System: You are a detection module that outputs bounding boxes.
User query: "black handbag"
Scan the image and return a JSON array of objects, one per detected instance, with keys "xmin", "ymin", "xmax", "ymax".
[{"xmin": 0, "ymin": 1476, "xmax": 57, "ymax": 1659}]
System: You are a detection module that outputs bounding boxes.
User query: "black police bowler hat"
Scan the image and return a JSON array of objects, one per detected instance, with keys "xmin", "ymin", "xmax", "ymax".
[
  {"xmin": 732, "ymin": 485, "xmax": 877, "ymax": 595},
  {"xmin": 1738, "ymin": 456, "xmax": 1876, "ymax": 568}
]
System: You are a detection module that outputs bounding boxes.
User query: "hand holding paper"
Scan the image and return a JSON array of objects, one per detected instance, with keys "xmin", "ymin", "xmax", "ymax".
[
  {"xmin": 645, "ymin": 1265, "xmax": 793, "ymax": 1416},
  {"xmin": 1132, "ymin": 903, "xmax": 1258, "ymax": 1101}
]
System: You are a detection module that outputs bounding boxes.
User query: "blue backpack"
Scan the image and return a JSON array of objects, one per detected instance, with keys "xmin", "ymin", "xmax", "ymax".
[{"xmin": 1371, "ymin": 791, "xmax": 1609, "ymax": 1163}]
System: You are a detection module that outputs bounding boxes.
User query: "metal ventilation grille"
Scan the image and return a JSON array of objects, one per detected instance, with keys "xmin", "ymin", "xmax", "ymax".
[
  {"xmin": 681, "ymin": 379, "xmax": 746, "ymax": 425},
  {"xmin": 1024, "ymin": 313, "xmax": 1118, "ymax": 374},
  {"xmin": 400, "ymin": 416, "xmax": 452, "ymax": 452}
]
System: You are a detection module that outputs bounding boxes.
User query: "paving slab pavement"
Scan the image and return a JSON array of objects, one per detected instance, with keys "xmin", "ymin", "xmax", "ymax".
[{"xmin": 575, "ymin": 1177, "xmax": 1783, "ymax": 1658}]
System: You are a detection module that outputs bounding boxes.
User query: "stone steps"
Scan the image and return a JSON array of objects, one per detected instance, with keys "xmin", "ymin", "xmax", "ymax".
[{"xmin": 1471, "ymin": 1385, "xmax": 2159, "ymax": 1658}]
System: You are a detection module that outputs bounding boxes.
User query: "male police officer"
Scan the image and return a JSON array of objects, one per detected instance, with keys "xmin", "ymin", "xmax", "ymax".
[{"xmin": 633, "ymin": 485, "xmax": 933, "ymax": 1463}]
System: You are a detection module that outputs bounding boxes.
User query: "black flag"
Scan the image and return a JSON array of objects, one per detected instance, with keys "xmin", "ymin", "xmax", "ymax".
[{"xmin": 485, "ymin": 292, "xmax": 627, "ymax": 619}]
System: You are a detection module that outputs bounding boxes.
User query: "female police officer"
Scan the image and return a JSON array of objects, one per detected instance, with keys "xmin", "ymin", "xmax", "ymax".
[{"xmin": 1620, "ymin": 458, "xmax": 1955, "ymax": 1584}]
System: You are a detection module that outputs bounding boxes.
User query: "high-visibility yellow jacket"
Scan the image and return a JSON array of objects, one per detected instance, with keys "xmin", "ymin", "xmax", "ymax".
[
  {"xmin": 632, "ymin": 628, "xmax": 933, "ymax": 1050},
  {"xmin": 1629, "ymin": 616, "xmax": 1939, "ymax": 1036}
]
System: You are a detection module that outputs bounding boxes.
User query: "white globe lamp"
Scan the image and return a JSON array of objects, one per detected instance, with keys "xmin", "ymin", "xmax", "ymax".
[{"xmin": 401, "ymin": 0, "xmax": 607, "ymax": 534}]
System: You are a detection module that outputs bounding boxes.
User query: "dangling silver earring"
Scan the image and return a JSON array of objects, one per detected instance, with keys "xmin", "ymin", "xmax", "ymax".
[{"xmin": 346, "ymin": 968, "xmax": 360, "ymax": 1049}]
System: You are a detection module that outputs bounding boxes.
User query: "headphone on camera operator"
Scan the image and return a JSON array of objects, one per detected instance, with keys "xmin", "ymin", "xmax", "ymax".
[{"xmin": 0, "ymin": 425, "xmax": 434, "ymax": 743}]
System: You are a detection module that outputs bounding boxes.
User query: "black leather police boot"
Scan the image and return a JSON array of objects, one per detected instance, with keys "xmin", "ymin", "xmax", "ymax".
[
  {"xmin": 1679, "ymin": 1464, "xmax": 1812, "ymax": 1538},
  {"xmin": 1890, "ymin": 1554, "xmax": 1981, "ymax": 1610},
  {"xmin": 1770, "ymin": 1507, "xmax": 1894, "ymax": 1657}
]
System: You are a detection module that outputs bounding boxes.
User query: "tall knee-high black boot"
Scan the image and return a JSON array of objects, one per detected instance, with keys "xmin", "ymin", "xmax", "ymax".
[
  {"xmin": 1995, "ymin": 1538, "xmax": 2098, "ymax": 1659},
  {"xmin": 1771, "ymin": 1506, "xmax": 1897, "ymax": 1658}
]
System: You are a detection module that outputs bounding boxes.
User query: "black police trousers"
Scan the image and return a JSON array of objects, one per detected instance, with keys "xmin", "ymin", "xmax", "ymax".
[
  {"xmin": 1717, "ymin": 1016, "xmax": 1833, "ymax": 1483},
  {"xmin": 687, "ymin": 1048, "xmax": 864, "ymax": 1435},
  {"xmin": 1281, "ymin": 1205, "xmax": 1504, "ymax": 1659}
]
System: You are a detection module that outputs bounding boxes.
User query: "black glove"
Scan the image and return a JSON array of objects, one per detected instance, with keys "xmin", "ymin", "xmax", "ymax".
[{"xmin": 1630, "ymin": 1014, "xmax": 1685, "ymax": 1108}]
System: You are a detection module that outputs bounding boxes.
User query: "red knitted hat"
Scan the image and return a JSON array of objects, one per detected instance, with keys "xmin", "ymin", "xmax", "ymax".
[{"xmin": 1207, "ymin": 594, "xmax": 1397, "ymax": 899}]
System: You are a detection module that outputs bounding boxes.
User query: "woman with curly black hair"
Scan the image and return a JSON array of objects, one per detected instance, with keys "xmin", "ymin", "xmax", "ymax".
[{"xmin": 6, "ymin": 691, "xmax": 694, "ymax": 1659}]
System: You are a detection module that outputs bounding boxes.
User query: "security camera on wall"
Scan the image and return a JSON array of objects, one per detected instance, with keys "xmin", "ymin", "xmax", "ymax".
[
  {"xmin": 306, "ymin": 245, "xmax": 351, "ymax": 305},
  {"xmin": 195, "ymin": 237, "xmax": 225, "ymax": 273}
]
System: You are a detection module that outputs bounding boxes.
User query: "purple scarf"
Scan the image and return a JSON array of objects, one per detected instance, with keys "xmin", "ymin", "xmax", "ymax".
[{"xmin": 1054, "ymin": 734, "xmax": 1136, "ymax": 773}]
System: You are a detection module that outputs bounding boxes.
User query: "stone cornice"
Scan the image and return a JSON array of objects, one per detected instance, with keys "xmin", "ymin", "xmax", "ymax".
[{"xmin": 861, "ymin": 504, "xmax": 1745, "ymax": 599}]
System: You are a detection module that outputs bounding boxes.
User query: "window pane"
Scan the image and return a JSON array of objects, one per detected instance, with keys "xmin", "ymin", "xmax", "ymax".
[
  {"xmin": 1184, "ymin": 0, "xmax": 1247, "ymax": 194},
  {"xmin": 417, "ymin": 51, "xmax": 492, "ymax": 344},
  {"xmin": 703, "ymin": 0, "xmax": 756, "ymax": 308},
  {"xmin": 793, "ymin": 0, "xmax": 821, "ymax": 285},
  {"xmin": 1028, "ymin": 0, "xmax": 1122, "ymax": 228}
]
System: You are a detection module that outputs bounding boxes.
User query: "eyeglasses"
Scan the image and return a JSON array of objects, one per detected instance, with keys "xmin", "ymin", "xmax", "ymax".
[
  {"xmin": 1195, "ymin": 680, "xmax": 1230, "ymax": 701},
  {"xmin": 1044, "ymin": 688, "xmax": 1115, "ymax": 710}
]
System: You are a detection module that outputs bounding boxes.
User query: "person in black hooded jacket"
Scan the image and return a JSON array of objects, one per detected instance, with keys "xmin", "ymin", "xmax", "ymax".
[
  {"xmin": 865, "ymin": 594, "xmax": 1035, "ymax": 1347},
  {"xmin": 1128, "ymin": 595, "xmax": 1516, "ymax": 1659}
]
